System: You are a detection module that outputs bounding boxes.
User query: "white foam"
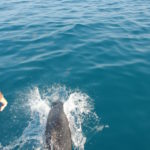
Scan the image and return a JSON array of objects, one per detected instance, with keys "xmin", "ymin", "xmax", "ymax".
[
  {"xmin": 64, "ymin": 92, "xmax": 91, "ymax": 150},
  {"xmin": 1, "ymin": 85, "xmax": 104, "ymax": 150}
]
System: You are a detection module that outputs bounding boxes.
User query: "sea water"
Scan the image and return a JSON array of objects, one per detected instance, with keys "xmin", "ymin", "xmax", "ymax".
[{"xmin": 0, "ymin": 0, "xmax": 150, "ymax": 150}]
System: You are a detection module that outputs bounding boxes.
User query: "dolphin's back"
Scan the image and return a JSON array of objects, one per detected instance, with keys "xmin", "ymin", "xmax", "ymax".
[{"xmin": 45, "ymin": 101, "xmax": 72, "ymax": 150}]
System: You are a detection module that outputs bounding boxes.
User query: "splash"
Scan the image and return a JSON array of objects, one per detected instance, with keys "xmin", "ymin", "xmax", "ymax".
[
  {"xmin": 1, "ymin": 85, "xmax": 104, "ymax": 150},
  {"xmin": 64, "ymin": 92, "xmax": 101, "ymax": 150}
]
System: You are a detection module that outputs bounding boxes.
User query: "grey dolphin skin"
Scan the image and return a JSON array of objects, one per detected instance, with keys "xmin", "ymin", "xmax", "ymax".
[{"xmin": 45, "ymin": 101, "xmax": 72, "ymax": 150}]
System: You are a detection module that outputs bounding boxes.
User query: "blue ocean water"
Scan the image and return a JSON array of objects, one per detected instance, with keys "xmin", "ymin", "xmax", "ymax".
[{"xmin": 0, "ymin": 0, "xmax": 150, "ymax": 149}]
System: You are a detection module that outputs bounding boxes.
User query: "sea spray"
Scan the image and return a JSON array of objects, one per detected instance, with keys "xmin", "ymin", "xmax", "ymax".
[
  {"xmin": 64, "ymin": 92, "xmax": 104, "ymax": 150},
  {"xmin": 1, "ymin": 85, "xmax": 104, "ymax": 150}
]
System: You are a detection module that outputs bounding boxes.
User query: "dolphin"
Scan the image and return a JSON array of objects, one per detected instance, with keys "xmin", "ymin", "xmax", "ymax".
[{"xmin": 45, "ymin": 101, "xmax": 72, "ymax": 150}]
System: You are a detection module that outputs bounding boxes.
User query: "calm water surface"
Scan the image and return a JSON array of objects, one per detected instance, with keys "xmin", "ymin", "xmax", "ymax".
[{"xmin": 0, "ymin": 0, "xmax": 150, "ymax": 150}]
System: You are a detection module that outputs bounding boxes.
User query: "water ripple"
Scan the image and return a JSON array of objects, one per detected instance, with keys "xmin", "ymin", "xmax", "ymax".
[{"xmin": 0, "ymin": 0, "xmax": 150, "ymax": 149}]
